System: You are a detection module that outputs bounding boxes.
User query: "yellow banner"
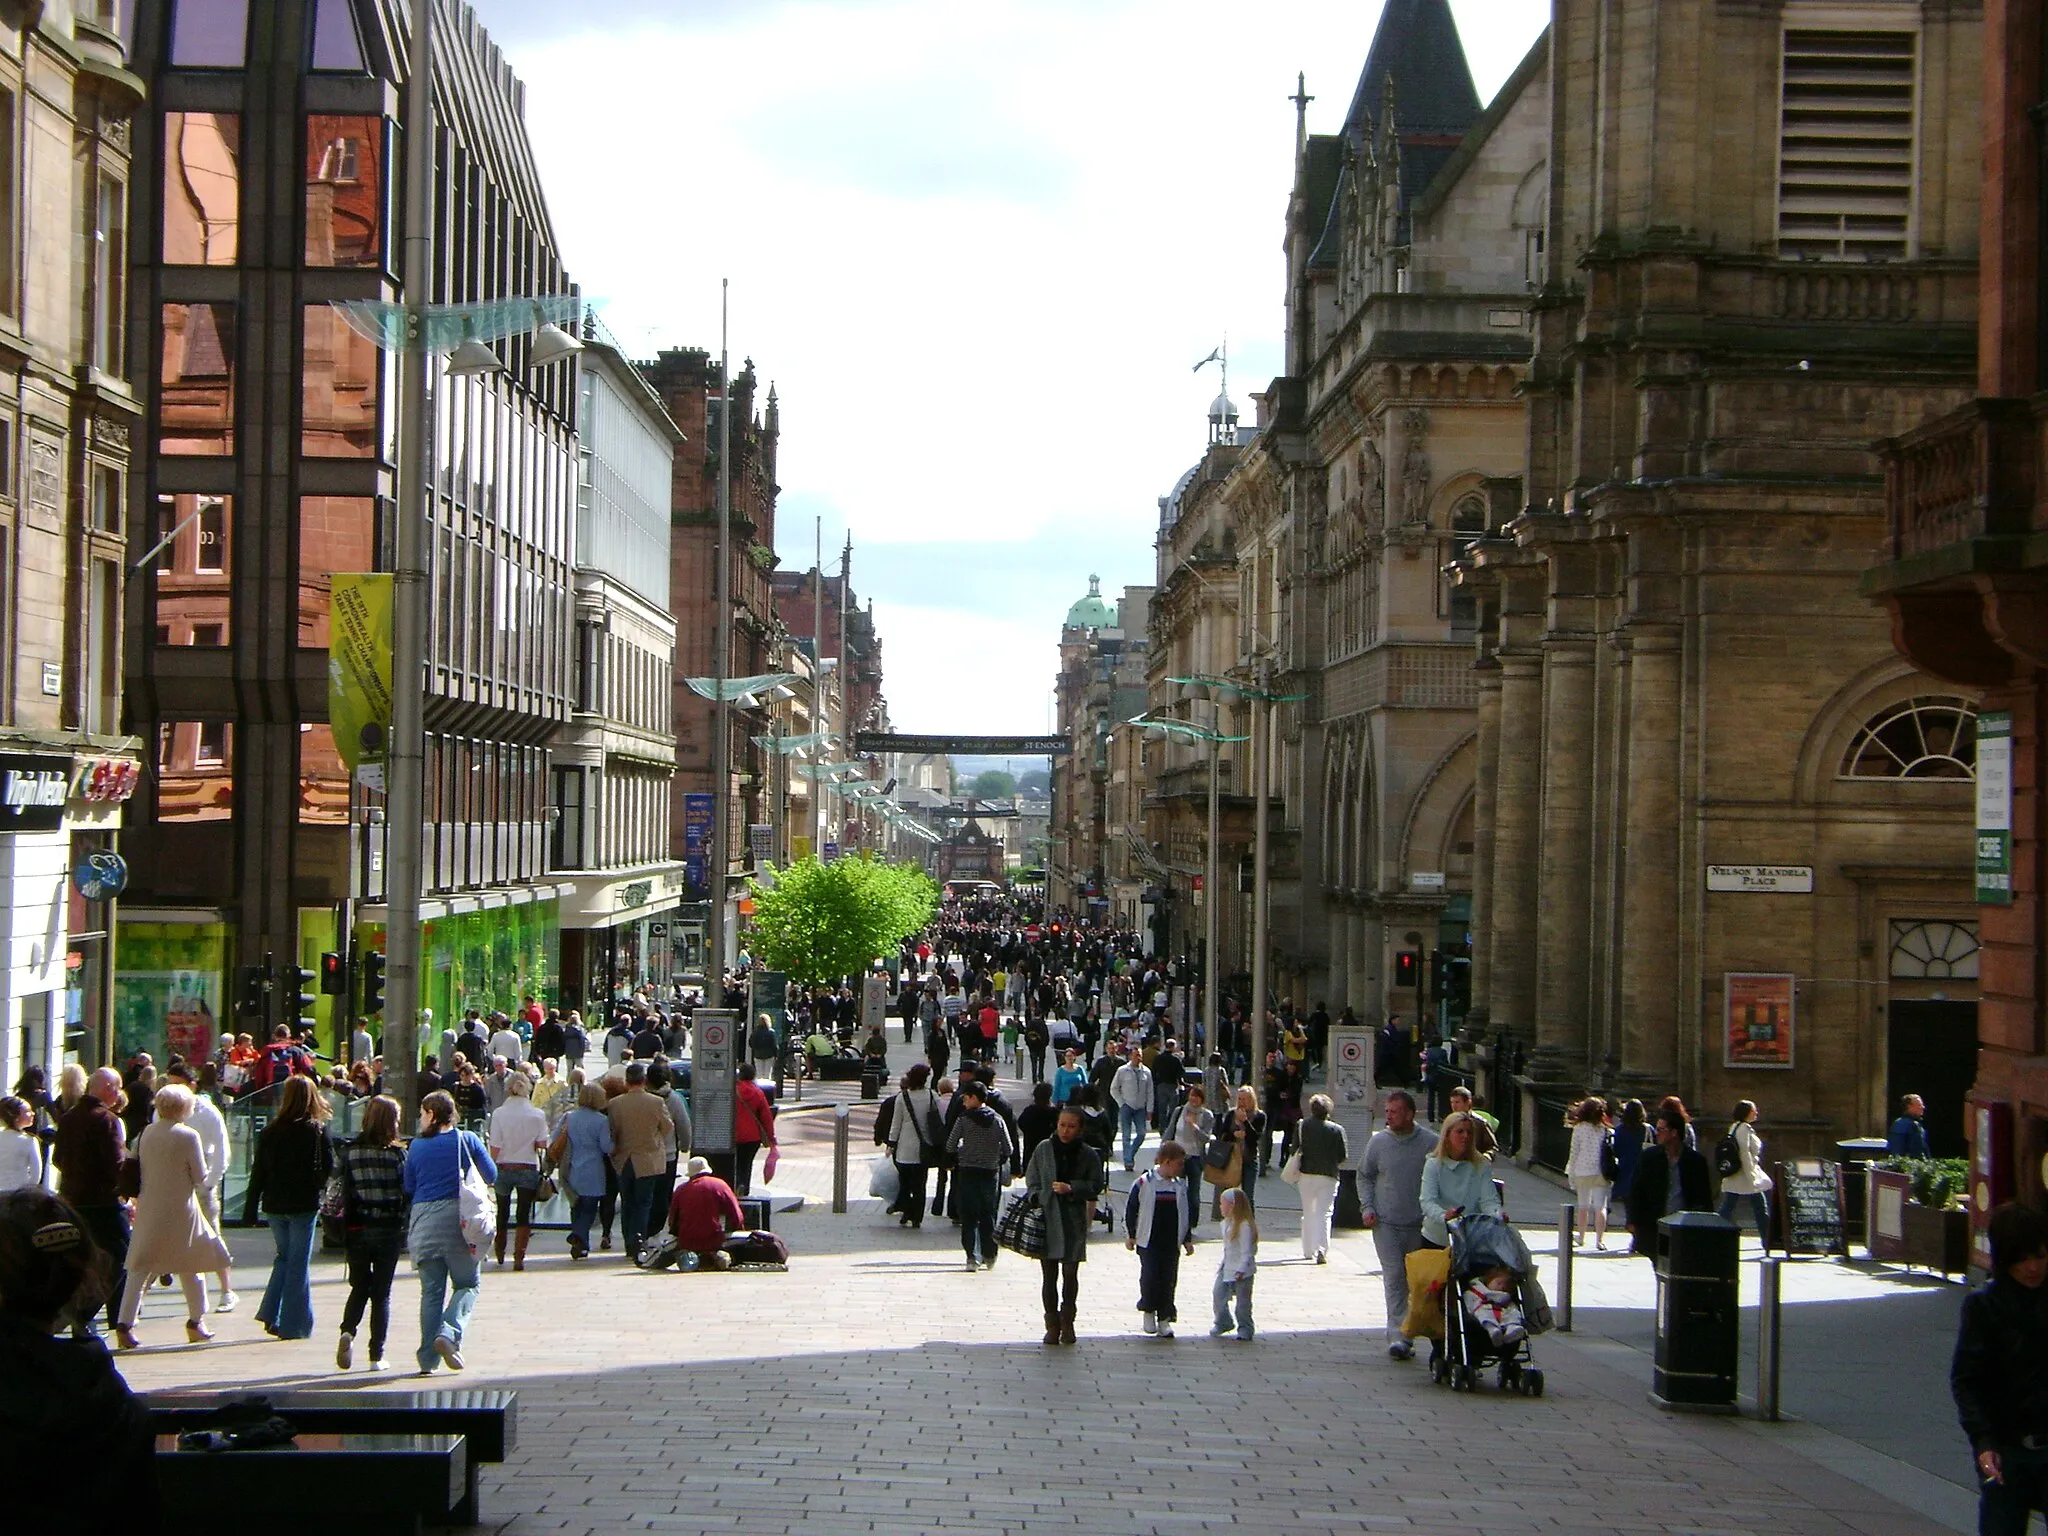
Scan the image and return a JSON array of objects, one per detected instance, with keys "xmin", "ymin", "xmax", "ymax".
[{"xmin": 328, "ymin": 573, "xmax": 392, "ymax": 770}]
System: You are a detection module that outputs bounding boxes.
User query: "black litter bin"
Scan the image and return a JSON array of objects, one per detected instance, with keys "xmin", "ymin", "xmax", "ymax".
[{"xmin": 1652, "ymin": 1211, "xmax": 1739, "ymax": 1412}]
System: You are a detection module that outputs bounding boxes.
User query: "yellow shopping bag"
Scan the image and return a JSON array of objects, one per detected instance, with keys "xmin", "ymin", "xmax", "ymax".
[{"xmin": 1402, "ymin": 1245, "xmax": 1451, "ymax": 1339}]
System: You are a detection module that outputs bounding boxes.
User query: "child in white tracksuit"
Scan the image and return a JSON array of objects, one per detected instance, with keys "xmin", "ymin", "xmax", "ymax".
[{"xmin": 1211, "ymin": 1187, "xmax": 1257, "ymax": 1340}]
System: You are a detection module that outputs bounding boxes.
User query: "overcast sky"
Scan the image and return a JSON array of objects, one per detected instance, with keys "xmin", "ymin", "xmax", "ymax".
[{"xmin": 492, "ymin": 0, "xmax": 1549, "ymax": 734}]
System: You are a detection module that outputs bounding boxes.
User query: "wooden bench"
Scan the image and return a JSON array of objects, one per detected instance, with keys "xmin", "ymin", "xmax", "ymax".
[
  {"xmin": 149, "ymin": 1387, "xmax": 516, "ymax": 1524},
  {"xmin": 156, "ymin": 1431, "xmax": 466, "ymax": 1536}
]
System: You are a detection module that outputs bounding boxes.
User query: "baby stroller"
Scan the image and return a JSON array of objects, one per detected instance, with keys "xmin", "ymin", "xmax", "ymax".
[{"xmin": 1428, "ymin": 1213, "xmax": 1545, "ymax": 1397}]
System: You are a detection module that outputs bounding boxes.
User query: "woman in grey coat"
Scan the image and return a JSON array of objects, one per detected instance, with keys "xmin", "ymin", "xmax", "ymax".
[{"xmin": 1024, "ymin": 1105, "xmax": 1103, "ymax": 1347}]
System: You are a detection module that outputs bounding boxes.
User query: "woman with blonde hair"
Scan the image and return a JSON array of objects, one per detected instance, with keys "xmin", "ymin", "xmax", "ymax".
[
  {"xmin": 241, "ymin": 1073, "xmax": 334, "ymax": 1339},
  {"xmin": 112, "ymin": 1083, "xmax": 230, "ymax": 1349},
  {"xmin": 487, "ymin": 1070, "xmax": 548, "ymax": 1269},
  {"xmin": 557, "ymin": 1081, "xmax": 614, "ymax": 1259},
  {"xmin": 1210, "ymin": 1186, "xmax": 1259, "ymax": 1340},
  {"xmin": 1212, "ymin": 1084, "xmax": 1267, "ymax": 1215},
  {"xmin": 1420, "ymin": 1110, "xmax": 1502, "ymax": 1248}
]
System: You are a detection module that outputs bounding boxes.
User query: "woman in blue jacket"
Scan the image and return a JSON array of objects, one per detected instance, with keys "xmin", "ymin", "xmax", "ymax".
[
  {"xmin": 401, "ymin": 1090, "xmax": 495, "ymax": 1375},
  {"xmin": 1420, "ymin": 1111, "xmax": 1503, "ymax": 1248}
]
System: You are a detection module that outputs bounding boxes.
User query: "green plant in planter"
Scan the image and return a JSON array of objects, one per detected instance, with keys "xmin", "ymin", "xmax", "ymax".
[{"xmin": 1874, "ymin": 1155, "xmax": 1970, "ymax": 1209}]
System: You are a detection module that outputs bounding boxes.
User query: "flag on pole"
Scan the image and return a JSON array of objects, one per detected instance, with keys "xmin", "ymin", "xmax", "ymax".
[{"xmin": 1192, "ymin": 347, "xmax": 1222, "ymax": 372}]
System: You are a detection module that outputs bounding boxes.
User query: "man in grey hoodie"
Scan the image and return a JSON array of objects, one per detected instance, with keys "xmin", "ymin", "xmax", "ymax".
[
  {"xmin": 945, "ymin": 1081, "xmax": 1014, "ymax": 1272},
  {"xmin": 1358, "ymin": 1089, "xmax": 1438, "ymax": 1360}
]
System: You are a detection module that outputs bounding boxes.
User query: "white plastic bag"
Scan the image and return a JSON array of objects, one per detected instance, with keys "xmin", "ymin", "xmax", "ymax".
[
  {"xmin": 457, "ymin": 1132, "xmax": 497, "ymax": 1251},
  {"xmin": 868, "ymin": 1155, "xmax": 900, "ymax": 1203}
]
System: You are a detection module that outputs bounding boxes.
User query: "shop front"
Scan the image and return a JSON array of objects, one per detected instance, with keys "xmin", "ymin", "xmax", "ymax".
[{"xmin": 557, "ymin": 864, "xmax": 687, "ymax": 1011}]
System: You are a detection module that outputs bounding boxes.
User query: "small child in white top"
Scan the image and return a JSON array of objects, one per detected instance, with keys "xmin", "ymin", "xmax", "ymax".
[{"xmin": 1210, "ymin": 1187, "xmax": 1258, "ymax": 1340}]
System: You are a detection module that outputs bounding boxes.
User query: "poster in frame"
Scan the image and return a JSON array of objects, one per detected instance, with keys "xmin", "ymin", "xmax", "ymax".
[{"xmin": 1724, "ymin": 972, "xmax": 1795, "ymax": 1069}]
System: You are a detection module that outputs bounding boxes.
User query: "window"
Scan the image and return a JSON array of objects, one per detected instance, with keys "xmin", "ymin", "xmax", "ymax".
[
  {"xmin": 161, "ymin": 111, "xmax": 239, "ymax": 266},
  {"xmin": 304, "ymin": 115, "xmax": 384, "ymax": 267},
  {"xmin": 0, "ymin": 86, "xmax": 17, "ymax": 317},
  {"xmin": 573, "ymin": 619, "xmax": 601, "ymax": 712},
  {"xmin": 94, "ymin": 175, "xmax": 124, "ymax": 372},
  {"xmin": 310, "ymin": 0, "xmax": 367, "ymax": 72},
  {"xmin": 1840, "ymin": 696, "xmax": 1977, "ymax": 779},
  {"xmin": 302, "ymin": 305, "xmax": 380, "ymax": 456},
  {"xmin": 298, "ymin": 723, "xmax": 348, "ymax": 825},
  {"xmin": 1888, "ymin": 919, "xmax": 1979, "ymax": 979},
  {"xmin": 298, "ymin": 496, "xmax": 376, "ymax": 647},
  {"xmin": 1778, "ymin": 30, "xmax": 1916, "ymax": 261},
  {"xmin": 1450, "ymin": 494, "xmax": 1488, "ymax": 537},
  {"xmin": 158, "ymin": 303, "xmax": 236, "ymax": 456},
  {"xmin": 152, "ymin": 493, "xmax": 230, "ymax": 647},
  {"xmin": 169, "ymin": 0, "xmax": 250, "ymax": 67},
  {"xmin": 91, "ymin": 464, "xmax": 121, "ymax": 533},
  {"xmin": 552, "ymin": 766, "xmax": 585, "ymax": 869},
  {"xmin": 155, "ymin": 720, "xmax": 233, "ymax": 821},
  {"xmin": 84, "ymin": 559, "xmax": 120, "ymax": 735}
]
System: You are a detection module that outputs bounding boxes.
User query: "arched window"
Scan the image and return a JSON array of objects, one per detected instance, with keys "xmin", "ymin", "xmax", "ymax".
[
  {"xmin": 1888, "ymin": 919, "xmax": 1979, "ymax": 979},
  {"xmin": 1839, "ymin": 696, "xmax": 1978, "ymax": 780},
  {"xmin": 1450, "ymin": 494, "xmax": 1488, "ymax": 535}
]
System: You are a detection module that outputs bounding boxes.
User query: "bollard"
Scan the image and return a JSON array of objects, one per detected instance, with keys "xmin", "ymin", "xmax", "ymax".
[
  {"xmin": 1557, "ymin": 1202, "xmax": 1576, "ymax": 1333},
  {"xmin": 1757, "ymin": 1254, "xmax": 1783, "ymax": 1421},
  {"xmin": 831, "ymin": 1104, "xmax": 850, "ymax": 1214}
]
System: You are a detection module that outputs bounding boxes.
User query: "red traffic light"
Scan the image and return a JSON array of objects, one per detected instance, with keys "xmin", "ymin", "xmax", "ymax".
[
  {"xmin": 1394, "ymin": 950, "xmax": 1420, "ymax": 988},
  {"xmin": 319, "ymin": 951, "xmax": 347, "ymax": 995}
]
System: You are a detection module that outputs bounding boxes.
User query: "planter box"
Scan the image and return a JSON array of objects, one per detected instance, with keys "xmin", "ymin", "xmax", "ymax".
[{"xmin": 1868, "ymin": 1169, "xmax": 1969, "ymax": 1273}]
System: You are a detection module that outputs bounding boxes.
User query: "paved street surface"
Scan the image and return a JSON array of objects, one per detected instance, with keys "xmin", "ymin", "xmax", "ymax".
[{"xmin": 110, "ymin": 1040, "xmax": 1982, "ymax": 1535}]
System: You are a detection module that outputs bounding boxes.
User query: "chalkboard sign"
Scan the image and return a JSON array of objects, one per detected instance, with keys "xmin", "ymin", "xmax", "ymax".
[{"xmin": 1778, "ymin": 1159, "xmax": 1846, "ymax": 1256}]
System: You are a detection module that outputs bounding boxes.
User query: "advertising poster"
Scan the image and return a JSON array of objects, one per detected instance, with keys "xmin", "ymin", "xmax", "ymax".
[
  {"xmin": 1976, "ymin": 710, "xmax": 2014, "ymax": 905},
  {"xmin": 1724, "ymin": 972, "xmax": 1795, "ymax": 1068},
  {"xmin": 683, "ymin": 793, "xmax": 715, "ymax": 897},
  {"xmin": 328, "ymin": 573, "xmax": 392, "ymax": 769}
]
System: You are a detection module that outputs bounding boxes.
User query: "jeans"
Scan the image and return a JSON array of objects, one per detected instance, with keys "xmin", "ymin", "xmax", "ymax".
[
  {"xmin": 1718, "ymin": 1191, "xmax": 1770, "ymax": 1242},
  {"xmin": 619, "ymin": 1165, "xmax": 663, "ymax": 1251},
  {"xmin": 340, "ymin": 1225, "xmax": 404, "ymax": 1358},
  {"xmin": 1118, "ymin": 1105, "xmax": 1148, "ymax": 1169},
  {"xmin": 955, "ymin": 1169, "xmax": 1000, "ymax": 1264},
  {"xmin": 257, "ymin": 1212, "xmax": 318, "ymax": 1339},
  {"xmin": 568, "ymin": 1195, "xmax": 600, "ymax": 1252},
  {"xmin": 1212, "ymin": 1271, "xmax": 1255, "ymax": 1338},
  {"xmin": 74, "ymin": 1204, "xmax": 129, "ymax": 1331},
  {"xmin": 1297, "ymin": 1172, "xmax": 1338, "ymax": 1259},
  {"xmin": 1979, "ymin": 1442, "xmax": 2048, "ymax": 1535},
  {"xmin": 1027, "ymin": 1048, "xmax": 1046, "ymax": 1083},
  {"xmin": 1136, "ymin": 1240, "xmax": 1181, "ymax": 1321},
  {"xmin": 599, "ymin": 1159, "xmax": 618, "ymax": 1242},
  {"xmin": 409, "ymin": 1198, "xmax": 480, "ymax": 1373},
  {"xmin": 1370, "ymin": 1221, "xmax": 1427, "ymax": 1342}
]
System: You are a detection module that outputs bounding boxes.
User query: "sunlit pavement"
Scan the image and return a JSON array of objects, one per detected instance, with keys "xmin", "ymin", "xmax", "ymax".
[{"xmin": 108, "ymin": 1032, "xmax": 1979, "ymax": 1534}]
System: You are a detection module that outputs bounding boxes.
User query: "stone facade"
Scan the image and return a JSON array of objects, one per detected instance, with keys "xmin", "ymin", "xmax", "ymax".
[
  {"xmin": 1456, "ymin": 0, "xmax": 1983, "ymax": 1158},
  {"xmin": 1050, "ymin": 579, "xmax": 1152, "ymax": 928},
  {"xmin": 0, "ymin": 6, "xmax": 144, "ymax": 1084}
]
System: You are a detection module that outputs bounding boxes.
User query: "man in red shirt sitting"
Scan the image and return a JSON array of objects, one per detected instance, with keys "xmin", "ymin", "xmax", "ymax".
[{"xmin": 669, "ymin": 1156, "xmax": 745, "ymax": 1270}]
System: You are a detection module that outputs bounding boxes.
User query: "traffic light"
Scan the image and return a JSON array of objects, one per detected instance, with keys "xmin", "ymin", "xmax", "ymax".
[
  {"xmin": 361, "ymin": 949, "xmax": 387, "ymax": 1015},
  {"xmin": 1394, "ymin": 950, "xmax": 1420, "ymax": 989},
  {"xmin": 287, "ymin": 964, "xmax": 318, "ymax": 1027},
  {"xmin": 237, "ymin": 965, "xmax": 267, "ymax": 1016},
  {"xmin": 319, "ymin": 951, "xmax": 347, "ymax": 995}
]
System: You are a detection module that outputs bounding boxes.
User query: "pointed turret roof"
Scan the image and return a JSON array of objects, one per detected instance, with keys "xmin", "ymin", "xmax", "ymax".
[{"xmin": 1342, "ymin": 0, "xmax": 1481, "ymax": 142}]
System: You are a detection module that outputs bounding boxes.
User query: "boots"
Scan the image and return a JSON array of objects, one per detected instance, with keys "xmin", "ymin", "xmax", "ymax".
[
  {"xmin": 1043, "ymin": 1312, "xmax": 1061, "ymax": 1347},
  {"xmin": 513, "ymin": 1227, "xmax": 530, "ymax": 1272},
  {"xmin": 492, "ymin": 1230, "xmax": 506, "ymax": 1266},
  {"xmin": 1058, "ymin": 1305, "xmax": 1076, "ymax": 1346}
]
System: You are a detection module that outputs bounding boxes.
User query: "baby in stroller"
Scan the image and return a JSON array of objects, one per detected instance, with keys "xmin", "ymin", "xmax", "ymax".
[{"xmin": 1462, "ymin": 1264, "xmax": 1528, "ymax": 1348}]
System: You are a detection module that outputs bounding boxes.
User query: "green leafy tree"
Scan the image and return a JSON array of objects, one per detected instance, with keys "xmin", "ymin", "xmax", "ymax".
[
  {"xmin": 970, "ymin": 768, "xmax": 1016, "ymax": 799},
  {"xmin": 744, "ymin": 854, "xmax": 939, "ymax": 987}
]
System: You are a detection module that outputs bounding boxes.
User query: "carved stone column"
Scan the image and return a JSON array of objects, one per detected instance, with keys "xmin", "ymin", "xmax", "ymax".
[
  {"xmin": 1529, "ymin": 641, "xmax": 1597, "ymax": 1084},
  {"xmin": 1327, "ymin": 904, "xmax": 1349, "ymax": 1014},
  {"xmin": 1462, "ymin": 661, "xmax": 1502, "ymax": 1046},
  {"xmin": 1617, "ymin": 625, "xmax": 1683, "ymax": 1090},
  {"xmin": 1485, "ymin": 652, "xmax": 1544, "ymax": 1041}
]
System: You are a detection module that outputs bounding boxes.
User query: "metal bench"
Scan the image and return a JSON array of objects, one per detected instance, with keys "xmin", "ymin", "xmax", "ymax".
[
  {"xmin": 155, "ymin": 1431, "xmax": 466, "ymax": 1536},
  {"xmin": 148, "ymin": 1387, "xmax": 516, "ymax": 1525}
]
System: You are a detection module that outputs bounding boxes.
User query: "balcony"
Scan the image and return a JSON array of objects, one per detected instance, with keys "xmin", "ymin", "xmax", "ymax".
[{"xmin": 1870, "ymin": 399, "xmax": 2043, "ymax": 582}]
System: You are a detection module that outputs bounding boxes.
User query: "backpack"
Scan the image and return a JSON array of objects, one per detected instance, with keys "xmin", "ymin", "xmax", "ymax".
[{"xmin": 1714, "ymin": 1128, "xmax": 1741, "ymax": 1178}]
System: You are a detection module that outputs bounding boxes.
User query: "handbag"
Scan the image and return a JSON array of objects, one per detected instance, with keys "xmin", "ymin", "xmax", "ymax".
[
  {"xmin": 1280, "ymin": 1150, "xmax": 1304, "ymax": 1186},
  {"xmin": 1598, "ymin": 1130, "xmax": 1619, "ymax": 1183},
  {"xmin": 535, "ymin": 1173, "xmax": 559, "ymax": 1203},
  {"xmin": 456, "ymin": 1132, "xmax": 496, "ymax": 1250},
  {"xmin": 1201, "ymin": 1141, "xmax": 1243, "ymax": 1190},
  {"xmin": 763, "ymin": 1146, "xmax": 779, "ymax": 1184},
  {"xmin": 994, "ymin": 1190, "xmax": 1047, "ymax": 1259}
]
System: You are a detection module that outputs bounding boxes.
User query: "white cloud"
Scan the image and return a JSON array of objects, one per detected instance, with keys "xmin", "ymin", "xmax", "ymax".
[{"xmin": 501, "ymin": 0, "xmax": 1549, "ymax": 732}]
